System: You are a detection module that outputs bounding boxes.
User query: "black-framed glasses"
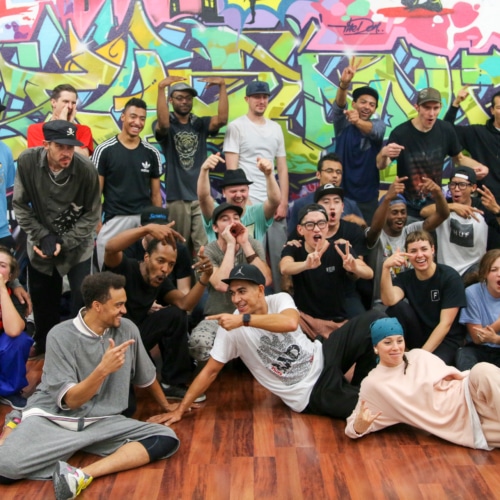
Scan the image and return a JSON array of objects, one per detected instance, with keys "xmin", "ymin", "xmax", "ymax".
[
  {"xmin": 321, "ymin": 168, "xmax": 342, "ymax": 175},
  {"xmin": 300, "ymin": 220, "xmax": 328, "ymax": 231},
  {"xmin": 448, "ymin": 181, "xmax": 471, "ymax": 190}
]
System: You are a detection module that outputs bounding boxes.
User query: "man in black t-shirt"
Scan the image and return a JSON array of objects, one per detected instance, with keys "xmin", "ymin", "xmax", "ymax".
[
  {"xmin": 280, "ymin": 203, "xmax": 373, "ymax": 340},
  {"xmin": 376, "ymin": 87, "xmax": 488, "ymax": 219},
  {"xmin": 104, "ymin": 223, "xmax": 213, "ymax": 402},
  {"xmin": 124, "ymin": 206, "xmax": 193, "ymax": 294},
  {"xmin": 93, "ymin": 98, "xmax": 162, "ymax": 269},
  {"xmin": 155, "ymin": 77, "xmax": 228, "ymax": 256}
]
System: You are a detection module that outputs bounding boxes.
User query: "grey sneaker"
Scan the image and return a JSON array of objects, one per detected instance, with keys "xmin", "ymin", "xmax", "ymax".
[
  {"xmin": 53, "ymin": 461, "xmax": 93, "ymax": 500},
  {"xmin": 0, "ymin": 393, "xmax": 27, "ymax": 410},
  {"xmin": 161, "ymin": 383, "xmax": 207, "ymax": 403}
]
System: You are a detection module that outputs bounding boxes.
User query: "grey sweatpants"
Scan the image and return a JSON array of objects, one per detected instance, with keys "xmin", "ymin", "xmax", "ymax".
[{"xmin": 0, "ymin": 414, "xmax": 179, "ymax": 480}]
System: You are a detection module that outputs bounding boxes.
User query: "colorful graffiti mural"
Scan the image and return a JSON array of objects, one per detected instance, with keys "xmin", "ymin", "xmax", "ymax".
[{"xmin": 0, "ymin": 0, "xmax": 498, "ymax": 200}]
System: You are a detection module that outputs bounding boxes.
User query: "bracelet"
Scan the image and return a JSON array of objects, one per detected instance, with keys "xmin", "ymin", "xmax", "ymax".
[
  {"xmin": 199, "ymin": 279, "xmax": 209, "ymax": 286},
  {"xmin": 339, "ymin": 81, "xmax": 349, "ymax": 90},
  {"xmin": 246, "ymin": 253, "xmax": 258, "ymax": 263}
]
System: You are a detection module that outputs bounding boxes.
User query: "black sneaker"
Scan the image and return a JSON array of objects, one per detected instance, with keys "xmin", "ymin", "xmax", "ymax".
[
  {"xmin": 0, "ymin": 393, "xmax": 27, "ymax": 410},
  {"xmin": 161, "ymin": 383, "xmax": 206, "ymax": 403}
]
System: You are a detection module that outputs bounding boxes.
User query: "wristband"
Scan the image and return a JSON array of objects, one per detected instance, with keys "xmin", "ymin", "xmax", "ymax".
[
  {"xmin": 246, "ymin": 253, "xmax": 258, "ymax": 263},
  {"xmin": 339, "ymin": 81, "xmax": 349, "ymax": 90}
]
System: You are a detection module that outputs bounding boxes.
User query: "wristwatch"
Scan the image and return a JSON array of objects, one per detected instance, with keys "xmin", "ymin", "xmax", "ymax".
[{"xmin": 243, "ymin": 313, "xmax": 251, "ymax": 327}]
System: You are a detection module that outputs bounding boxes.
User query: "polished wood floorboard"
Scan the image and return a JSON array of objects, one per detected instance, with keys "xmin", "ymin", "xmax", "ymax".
[{"xmin": 1, "ymin": 358, "xmax": 500, "ymax": 499}]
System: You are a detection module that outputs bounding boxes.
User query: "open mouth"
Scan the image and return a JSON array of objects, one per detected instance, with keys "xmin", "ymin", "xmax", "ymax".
[{"xmin": 313, "ymin": 234, "xmax": 322, "ymax": 243}]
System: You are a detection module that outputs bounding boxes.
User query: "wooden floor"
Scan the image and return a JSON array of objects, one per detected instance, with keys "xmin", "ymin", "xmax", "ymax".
[{"xmin": 1, "ymin": 359, "xmax": 500, "ymax": 500}]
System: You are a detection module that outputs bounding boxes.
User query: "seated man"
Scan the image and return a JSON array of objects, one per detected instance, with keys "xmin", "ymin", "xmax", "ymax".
[
  {"xmin": 288, "ymin": 153, "xmax": 364, "ymax": 237},
  {"xmin": 314, "ymin": 183, "xmax": 370, "ymax": 315},
  {"xmin": 0, "ymin": 247, "xmax": 33, "ymax": 410},
  {"xmin": 366, "ymin": 175, "xmax": 449, "ymax": 305},
  {"xmin": 104, "ymin": 223, "xmax": 212, "ymax": 401},
  {"xmin": 0, "ymin": 272, "xmax": 179, "ymax": 499},
  {"xmin": 189, "ymin": 203, "xmax": 271, "ymax": 362},
  {"xmin": 280, "ymin": 204, "xmax": 373, "ymax": 339},
  {"xmin": 124, "ymin": 206, "xmax": 193, "ymax": 295},
  {"xmin": 380, "ymin": 230, "xmax": 466, "ymax": 365},
  {"xmin": 197, "ymin": 154, "xmax": 280, "ymax": 242},
  {"xmin": 421, "ymin": 166, "xmax": 500, "ymax": 279},
  {"xmin": 150, "ymin": 264, "xmax": 384, "ymax": 427}
]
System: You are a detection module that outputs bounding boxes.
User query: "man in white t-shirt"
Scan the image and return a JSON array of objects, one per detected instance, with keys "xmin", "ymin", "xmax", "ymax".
[
  {"xmin": 148, "ymin": 264, "xmax": 384, "ymax": 426},
  {"xmin": 420, "ymin": 166, "xmax": 499, "ymax": 279},
  {"xmin": 223, "ymin": 81, "xmax": 289, "ymax": 291}
]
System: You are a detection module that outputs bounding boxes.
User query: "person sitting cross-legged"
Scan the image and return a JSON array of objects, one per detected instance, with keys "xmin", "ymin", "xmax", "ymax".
[{"xmin": 0, "ymin": 272, "xmax": 180, "ymax": 500}]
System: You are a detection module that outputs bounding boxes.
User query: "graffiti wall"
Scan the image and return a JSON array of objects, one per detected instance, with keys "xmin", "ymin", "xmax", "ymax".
[{"xmin": 0, "ymin": 0, "xmax": 498, "ymax": 200}]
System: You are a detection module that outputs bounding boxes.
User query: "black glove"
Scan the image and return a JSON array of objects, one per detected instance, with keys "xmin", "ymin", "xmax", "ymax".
[{"xmin": 39, "ymin": 233, "xmax": 61, "ymax": 257}]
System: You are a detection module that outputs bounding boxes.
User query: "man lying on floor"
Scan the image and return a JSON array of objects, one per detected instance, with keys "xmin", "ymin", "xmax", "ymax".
[
  {"xmin": 150, "ymin": 264, "xmax": 384, "ymax": 426},
  {"xmin": 0, "ymin": 272, "xmax": 180, "ymax": 500}
]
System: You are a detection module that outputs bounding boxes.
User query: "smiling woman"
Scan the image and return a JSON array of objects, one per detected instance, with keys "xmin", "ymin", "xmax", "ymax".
[
  {"xmin": 380, "ymin": 229, "xmax": 466, "ymax": 365},
  {"xmin": 346, "ymin": 316, "xmax": 500, "ymax": 451},
  {"xmin": 456, "ymin": 249, "xmax": 500, "ymax": 371}
]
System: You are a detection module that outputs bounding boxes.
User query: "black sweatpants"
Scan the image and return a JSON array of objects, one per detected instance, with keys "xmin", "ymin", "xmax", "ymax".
[
  {"xmin": 28, "ymin": 258, "xmax": 90, "ymax": 352},
  {"xmin": 139, "ymin": 305, "xmax": 192, "ymax": 386},
  {"xmin": 306, "ymin": 309, "xmax": 386, "ymax": 419}
]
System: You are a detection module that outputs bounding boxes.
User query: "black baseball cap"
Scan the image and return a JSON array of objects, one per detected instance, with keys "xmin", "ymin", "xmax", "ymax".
[
  {"xmin": 453, "ymin": 166, "xmax": 477, "ymax": 185},
  {"xmin": 246, "ymin": 81, "xmax": 271, "ymax": 97},
  {"xmin": 314, "ymin": 183, "xmax": 344, "ymax": 203},
  {"xmin": 43, "ymin": 120, "xmax": 83, "ymax": 146},
  {"xmin": 141, "ymin": 206, "xmax": 169, "ymax": 225},
  {"xmin": 221, "ymin": 264, "xmax": 266, "ymax": 286},
  {"xmin": 212, "ymin": 202, "xmax": 244, "ymax": 223}
]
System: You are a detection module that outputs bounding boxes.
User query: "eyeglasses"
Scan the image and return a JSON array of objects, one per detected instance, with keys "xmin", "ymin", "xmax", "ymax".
[
  {"xmin": 321, "ymin": 168, "xmax": 342, "ymax": 175},
  {"xmin": 448, "ymin": 181, "xmax": 471, "ymax": 190},
  {"xmin": 300, "ymin": 220, "xmax": 328, "ymax": 231},
  {"xmin": 172, "ymin": 96, "xmax": 193, "ymax": 103}
]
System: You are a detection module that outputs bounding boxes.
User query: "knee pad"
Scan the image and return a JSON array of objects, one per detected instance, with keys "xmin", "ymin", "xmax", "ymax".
[{"xmin": 139, "ymin": 435, "xmax": 179, "ymax": 461}]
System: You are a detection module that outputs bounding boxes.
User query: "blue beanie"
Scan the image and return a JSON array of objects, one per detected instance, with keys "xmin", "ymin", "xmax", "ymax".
[{"xmin": 370, "ymin": 317, "xmax": 404, "ymax": 345}]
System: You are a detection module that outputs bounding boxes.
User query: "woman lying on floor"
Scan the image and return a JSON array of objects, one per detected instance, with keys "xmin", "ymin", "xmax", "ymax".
[{"xmin": 345, "ymin": 317, "xmax": 500, "ymax": 450}]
